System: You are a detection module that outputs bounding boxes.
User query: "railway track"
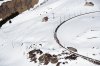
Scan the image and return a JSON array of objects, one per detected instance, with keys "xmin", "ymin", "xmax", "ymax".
[{"xmin": 54, "ymin": 11, "xmax": 100, "ymax": 65}]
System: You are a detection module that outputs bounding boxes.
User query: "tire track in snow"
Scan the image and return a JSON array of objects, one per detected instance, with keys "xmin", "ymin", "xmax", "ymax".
[{"xmin": 54, "ymin": 11, "xmax": 100, "ymax": 65}]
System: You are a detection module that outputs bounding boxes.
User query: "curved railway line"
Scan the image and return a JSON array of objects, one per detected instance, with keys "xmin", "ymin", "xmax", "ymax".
[{"xmin": 54, "ymin": 11, "xmax": 100, "ymax": 65}]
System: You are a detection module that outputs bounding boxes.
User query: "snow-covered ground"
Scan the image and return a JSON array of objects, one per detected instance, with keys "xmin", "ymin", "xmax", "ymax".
[{"xmin": 0, "ymin": 0, "xmax": 100, "ymax": 66}]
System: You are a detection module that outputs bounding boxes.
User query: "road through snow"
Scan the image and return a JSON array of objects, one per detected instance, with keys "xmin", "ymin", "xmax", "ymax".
[{"xmin": 54, "ymin": 11, "xmax": 100, "ymax": 65}]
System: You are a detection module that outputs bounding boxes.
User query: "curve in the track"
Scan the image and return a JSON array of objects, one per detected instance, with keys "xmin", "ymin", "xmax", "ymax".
[{"xmin": 54, "ymin": 11, "xmax": 100, "ymax": 65}]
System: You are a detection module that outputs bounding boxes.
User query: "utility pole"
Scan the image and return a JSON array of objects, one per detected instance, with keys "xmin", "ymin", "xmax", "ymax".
[
  {"xmin": 52, "ymin": 13, "xmax": 55, "ymax": 19},
  {"xmin": 60, "ymin": 16, "xmax": 61, "ymax": 23}
]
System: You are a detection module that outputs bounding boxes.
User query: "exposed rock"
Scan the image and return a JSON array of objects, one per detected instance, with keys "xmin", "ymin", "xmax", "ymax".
[
  {"xmin": 65, "ymin": 54, "xmax": 78, "ymax": 60},
  {"xmin": 61, "ymin": 51, "xmax": 69, "ymax": 55},
  {"xmin": 0, "ymin": 11, "xmax": 19, "ymax": 27},
  {"xmin": 84, "ymin": 2, "xmax": 94, "ymax": 6},
  {"xmin": 28, "ymin": 49, "xmax": 43, "ymax": 63},
  {"xmin": 9, "ymin": 20, "xmax": 12, "ymax": 24},
  {"xmin": 28, "ymin": 51, "xmax": 37, "ymax": 62},
  {"xmin": 56, "ymin": 62, "xmax": 61, "ymax": 66},
  {"xmin": 38, "ymin": 53, "xmax": 58, "ymax": 65},
  {"xmin": 0, "ymin": 0, "xmax": 39, "ymax": 19},
  {"xmin": 28, "ymin": 49, "xmax": 78, "ymax": 65},
  {"xmin": 92, "ymin": 54, "xmax": 96, "ymax": 56},
  {"xmin": 38, "ymin": 53, "xmax": 52, "ymax": 65},
  {"xmin": 42, "ymin": 16, "xmax": 49, "ymax": 22},
  {"xmin": 62, "ymin": 61, "xmax": 68, "ymax": 64},
  {"xmin": 67, "ymin": 47, "xmax": 77, "ymax": 52},
  {"xmin": 29, "ymin": 54, "xmax": 37, "ymax": 63},
  {"xmin": 50, "ymin": 55, "xmax": 58, "ymax": 64},
  {"xmin": 29, "ymin": 49, "xmax": 43, "ymax": 55}
]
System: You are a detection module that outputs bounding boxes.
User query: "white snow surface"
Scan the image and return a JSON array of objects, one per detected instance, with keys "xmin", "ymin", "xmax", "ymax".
[{"xmin": 0, "ymin": 0, "xmax": 100, "ymax": 66}]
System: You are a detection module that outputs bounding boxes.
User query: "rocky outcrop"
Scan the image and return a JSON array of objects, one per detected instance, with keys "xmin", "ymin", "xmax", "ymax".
[
  {"xmin": 0, "ymin": 11, "xmax": 19, "ymax": 27},
  {"xmin": 0, "ymin": 0, "xmax": 39, "ymax": 19},
  {"xmin": 28, "ymin": 49, "xmax": 78, "ymax": 66},
  {"xmin": 84, "ymin": 2, "xmax": 94, "ymax": 6}
]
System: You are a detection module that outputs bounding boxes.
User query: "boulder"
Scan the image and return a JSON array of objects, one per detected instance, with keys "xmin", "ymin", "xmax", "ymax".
[
  {"xmin": 50, "ymin": 55, "xmax": 58, "ymax": 64},
  {"xmin": 38, "ymin": 53, "xmax": 52, "ymax": 65}
]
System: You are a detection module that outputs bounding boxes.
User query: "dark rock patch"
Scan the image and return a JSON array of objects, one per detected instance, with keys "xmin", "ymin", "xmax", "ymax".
[
  {"xmin": 38, "ymin": 53, "xmax": 52, "ymax": 65},
  {"xmin": 42, "ymin": 16, "xmax": 49, "ymax": 22},
  {"xmin": 28, "ymin": 49, "xmax": 43, "ymax": 63},
  {"xmin": 65, "ymin": 54, "xmax": 78, "ymax": 60},
  {"xmin": 50, "ymin": 55, "xmax": 58, "ymax": 64},
  {"xmin": 56, "ymin": 62, "xmax": 61, "ymax": 66},
  {"xmin": 28, "ymin": 49, "xmax": 78, "ymax": 65},
  {"xmin": 29, "ymin": 49, "xmax": 43, "ymax": 55},
  {"xmin": 0, "ymin": 11, "xmax": 19, "ymax": 28},
  {"xmin": 84, "ymin": 2, "xmax": 94, "ymax": 6},
  {"xmin": 0, "ymin": 0, "xmax": 39, "ymax": 19}
]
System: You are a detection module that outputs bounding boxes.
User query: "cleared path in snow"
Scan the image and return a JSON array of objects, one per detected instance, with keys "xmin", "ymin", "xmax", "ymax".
[{"xmin": 54, "ymin": 11, "xmax": 100, "ymax": 65}]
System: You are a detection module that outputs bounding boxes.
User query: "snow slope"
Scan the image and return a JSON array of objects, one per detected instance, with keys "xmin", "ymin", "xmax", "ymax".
[{"xmin": 0, "ymin": 0, "xmax": 100, "ymax": 66}]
